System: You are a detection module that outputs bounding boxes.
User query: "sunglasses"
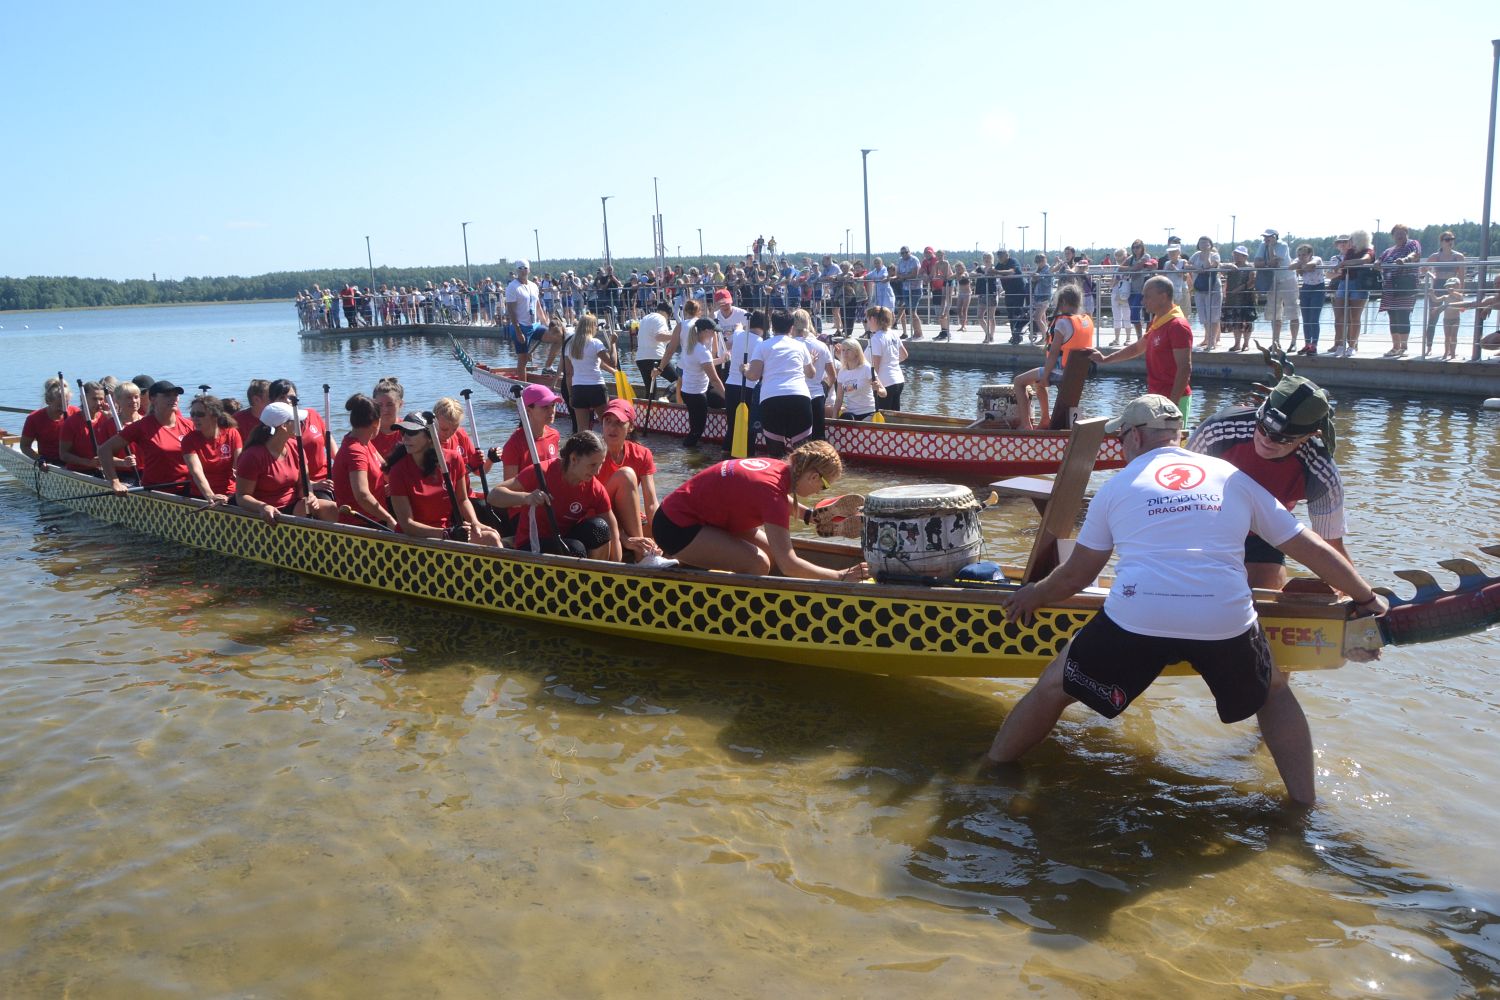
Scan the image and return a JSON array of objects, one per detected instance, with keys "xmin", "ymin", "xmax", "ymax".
[
  {"xmin": 189, "ymin": 411, "xmax": 208, "ymax": 419},
  {"xmin": 1257, "ymin": 423, "xmax": 1306, "ymax": 445},
  {"xmin": 817, "ymin": 472, "xmax": 831, "ymax": 491}
]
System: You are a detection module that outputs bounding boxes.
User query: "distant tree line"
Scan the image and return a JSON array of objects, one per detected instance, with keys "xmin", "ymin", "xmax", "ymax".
[{"xmin": 4, "ymin": 222, "xmax": 1497, "ymax": 312}]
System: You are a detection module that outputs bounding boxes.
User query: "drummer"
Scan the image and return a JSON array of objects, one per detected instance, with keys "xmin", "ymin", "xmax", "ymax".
[
  {"xmin": 596, "ymin": 398, "xmax": 659, "ymax": 541},
  {"xmin": 20, "ymin": 377, "xmax": 77, "ymax": 464},
  {"xmin": 100, "ymin": 380, "xmax": 191, "ymax": 493},
  {"xmin": 651, "ymin": 440, "xmax": 868, "ymax": 581}
]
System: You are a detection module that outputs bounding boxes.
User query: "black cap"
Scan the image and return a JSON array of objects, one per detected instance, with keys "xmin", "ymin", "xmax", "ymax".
[{"xmin": 148, "ymin": 380, "xmax": 185, "ymax": 396}]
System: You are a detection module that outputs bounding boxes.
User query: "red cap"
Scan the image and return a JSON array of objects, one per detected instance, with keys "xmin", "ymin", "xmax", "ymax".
[
  {"xmin": 713, "ymin": 288, "xmax": 733, "ymax": 303},
  {"xmin": 602, "ymin": 398, "xmax": 636, "ymax": 424},
  {"xmin": 923, "ymin": 246, "xmax": 935, "ymax": 254}
]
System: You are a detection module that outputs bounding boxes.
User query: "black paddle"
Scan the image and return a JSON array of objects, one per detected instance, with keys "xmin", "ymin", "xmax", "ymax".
[
  {"xmin": 423, "ymin": 412, "xmax": 469, "ymax": 541},
  {"xmin": 285, "ymin": 394, "xmax": 315, "ymax": 512},
  {"xmin": 56, "ymin": 479, "xmax": 191, "ymax": 501},
  {"xmin": 322, "ymin": 383, "xmax": 335, "ymax": 471}
]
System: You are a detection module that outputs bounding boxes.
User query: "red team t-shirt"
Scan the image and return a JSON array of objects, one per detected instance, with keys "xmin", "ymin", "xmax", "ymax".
[
  {"xmin": 499, "ymin": 425, "xmax": 560, "ymax": 471},
  {"xmin": 295, "ymin": 408, "xmax": 330, "ymax": 480},
  {"xmin": 372, "ymin": 427, "xmax": 403, "ymax": 461},
  {"xmin": 233, "ymin": 408, "xmax": 260, "ymax": 441},
  {"xmin": 660, "ymin": 458, "xmax": 792, "ymax": 535},
  {"xmin": 332, "ymin": 433, "xmax": 388, "ymax": 526},
  {"xmin": 235, "ymin": 443, "xmax": 304, "ymax": 508},
  {"xmin": 386, "ymin": 452, "xmax": 467, "ymax": 531},
  {"xmin": 23, "ymin": 406, "xmax": 78, "ymax": 463},
  {"xmin": 1144, "ymin": 314, "xmax": 1194, "ymax": 399},
  {"xmin": 59, "ymin": 408, "xmax": 110, "ymax": 467},
  {"xmin": 118, "ymin": 411, "xmax": 190, "ymax": 487},
  {"xmin": 598, "ymin": 440, "xmax": 656, "ymax": 487},
  {"xmin": 181, "ymin": 426, "xmax": 242, "ymax": 497},
  {"xmin": 512, "ymin": 458, "xmax": 611, "ymax": 551}
]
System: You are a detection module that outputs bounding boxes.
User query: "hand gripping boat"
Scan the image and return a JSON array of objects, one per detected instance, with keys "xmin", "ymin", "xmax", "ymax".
[{"xmin": 6, "ymin": 426, "xmax": 1495, "ymax": 681}]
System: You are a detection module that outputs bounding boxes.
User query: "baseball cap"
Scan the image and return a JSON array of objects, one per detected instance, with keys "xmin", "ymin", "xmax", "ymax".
[
  {"xmin": 391, "ymin": 411, "xmax": 431, "ymax": 434},
  {"xmin": 602, "ymin": 398, "xmax": 636, "ymax": 424},
  {"xmin": 260, "ymin": 401, "xmax": 305, "ymax": 428},
  {"xmin": 1335, "ymin": 234, "xmax": 1351, "ymax": 242},
  {"xmin": 713, "ymin": 288, "xmax": 733, "ymax": 303},
  {"xmin": 520, "ymin": 383, "xmax": 562, "ymax": 408},
  {"xmin": 148, "ymin": 380, "xmax": 185, "ymax": 397},
  {"xmin": 1262, "ymin": 228, "xmax": 1279, "ymax": 239},
  {"xmin": 1104, "ymin": 394, "xmax": 1183, "ymax": 433},
  {"xmin": 513, "ymin": 259, "xmax": 529, "ymax": 270},
  {"xmin": 1257, "ymin": 376, "xmax": 1332, "ymax": 441}
]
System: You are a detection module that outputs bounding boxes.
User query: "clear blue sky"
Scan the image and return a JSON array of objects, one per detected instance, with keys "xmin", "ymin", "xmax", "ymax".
[{"xmin": 3, "ymin": 1, "xmax": 1496, "ymax": 279}]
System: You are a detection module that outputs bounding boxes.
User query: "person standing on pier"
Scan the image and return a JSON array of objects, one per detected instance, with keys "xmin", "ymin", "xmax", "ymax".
[{"xmin": 1255, "ymin": 229, "xmax": 1299, "ymax": 350}]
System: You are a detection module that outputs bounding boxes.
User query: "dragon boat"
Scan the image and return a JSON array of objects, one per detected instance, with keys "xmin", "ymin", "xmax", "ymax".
[
  {"xmin": 461, "ymin": 356, "xmax": 1126, "ymax": 481},
  {"xmin": 6, "ymin": 436, "xmax": 1495, "ymax": 680}
]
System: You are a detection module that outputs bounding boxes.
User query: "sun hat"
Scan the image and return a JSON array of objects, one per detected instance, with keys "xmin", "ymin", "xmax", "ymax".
[
  {"xmin": 1233, "ymin": 245, "xmax": 1249, "ymax": 256},
  {"xmin": 1262, "ymin": 228, "xmax": 1279, "ymax": 239},
  {"xmin": 1104, "ymin": 394, "xmax": 1183, "ymax": 433}
]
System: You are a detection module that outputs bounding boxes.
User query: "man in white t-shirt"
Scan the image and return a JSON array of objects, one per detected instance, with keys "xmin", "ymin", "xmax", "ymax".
[
  {"xmin": 506, "ymin": 260, "xmax": 549, "ymax": 378},
  {"xmin": 984, "ymin": 394, "xmax": 1388, "ymax": 805},
  {"xmin": 634, "ymin": 300, "xmax": 676, "ymax": 390}
]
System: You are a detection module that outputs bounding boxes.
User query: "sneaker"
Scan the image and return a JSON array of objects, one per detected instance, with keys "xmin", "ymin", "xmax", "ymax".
[
  {"xmin": 810, "ymin": 493, "xmax": 865, "ymax": 538},
  {"xmin": 541, "ymin": 366, "xmax": 558, "ymax": 376},
  {"xmin": 635, "ymin": 554, "xmax": 679, "ymax": 570},
  {"xmin": 935, "ymin": 330, "xmax": 950, "ymax": 341}
]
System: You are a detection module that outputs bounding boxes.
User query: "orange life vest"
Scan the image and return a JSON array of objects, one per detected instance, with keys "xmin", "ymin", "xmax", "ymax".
[{"xmin": 1055, "ymin": 313, "xmax": 1095, "ymax": 368}]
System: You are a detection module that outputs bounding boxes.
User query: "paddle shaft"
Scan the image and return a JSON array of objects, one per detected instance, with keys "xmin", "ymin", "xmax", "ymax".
[
  {"xmin": 322, "ymin": 384, "xmax": 334, "ymax": 470},
  {"xmin": 424, "ymin": 417, "xmax": 466, "ymax": 535},
  {"xmin": 731, "ymin": 328, "xmax": 752, "ymax": 458},
  {"xmin": 285, "ymin": 395, "xmax": 314, "ymax": 501},
  {"xmin": 459, "ymin": 389, "xmax": 491, "ymax": 497},
  {"xmin": 73, "ymin": 377, "xmax": 102, "ymax": 463},
  {"xmin": 56, "ymin": 479, "xmax": 191, "ymax": 501},
  {"xmin": 98, "ymin": 387, "xmax": 140, "ymax": 485},
  {"xmin": 338, "ymin": 504, "xmax": 396, "ymax": 532},
  {"xmin": 511, "ymin": 386, "xmax": 566, "ymax": 549}
]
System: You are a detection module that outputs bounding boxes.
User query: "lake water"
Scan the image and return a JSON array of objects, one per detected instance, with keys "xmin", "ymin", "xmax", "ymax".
[{"xmin": 2, "ymin": 302, "xmax": 1499, "ymax": 997}]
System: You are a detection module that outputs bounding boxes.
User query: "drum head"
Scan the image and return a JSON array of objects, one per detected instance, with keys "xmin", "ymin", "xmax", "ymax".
[{"xmin": 865, "ymin": 483, "xmax": 979, "ymax": 514}]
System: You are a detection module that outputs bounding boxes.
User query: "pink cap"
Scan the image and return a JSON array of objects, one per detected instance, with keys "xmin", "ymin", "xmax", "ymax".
[{"xmin": 520, "ymin": 383, "xmax": 561, "ymax": 408}]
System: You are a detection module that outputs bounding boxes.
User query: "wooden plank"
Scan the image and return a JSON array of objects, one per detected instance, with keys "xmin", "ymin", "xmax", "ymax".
[
  {"xmin": 1046, "ymin": 350, "xmax": 1095, "ymax": 430},
  {"xmin": 1021, "ymin": 416, "xmax": 1108, "ymax": 583}
]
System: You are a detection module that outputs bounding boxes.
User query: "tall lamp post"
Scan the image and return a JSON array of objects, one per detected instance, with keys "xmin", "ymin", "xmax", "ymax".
[
  {"xmin": 600, "ymin": 195, "xmax": 614, "ymax": 269},
  {"xmin": 1475, "ymin": 38, "xmax": 1500, "ymax": 360},
  {"xmin": 846, "ymin": 228, "xmax": 851, "ymax": 260},
  {"xmin": 860, "ymin": 148, "xmax": 876, "ymax": 257},
  {"xmin": 533, "ymin": 229, "xmax": 541, "ymax": 266},
  {"xmin": 1163, "ymin": 226, "xmax": 1175, "ymax": 246},
  {"xmin": 364, "ymin": 235, "xmax": 374, "ymax": 289},
  {"xmin": 1017, "ymin": 225, "xmax": 1029, "ymax": 255},
  {"xmin": 1230, "ymin": 215, "xmax": 1237, "ymax": 246},
  {"xmin": 697, "ymin": 228, "xmax": 703, "ymax": 258},
  {"xmin": 1042, "ymin": 211, "xmax": 1048, "ymax": 255},
  {"xmin": 461, "ymin": 222, "xmax": 472, "ymax": 287}
]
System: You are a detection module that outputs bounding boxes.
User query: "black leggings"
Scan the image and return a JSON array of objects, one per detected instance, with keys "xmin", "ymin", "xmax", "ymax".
[
  {"xmin": 809, "ymin": 394, "xmax": 826, "ymax": 440},
  {"xmin": 682, "ymin": 392, "xmax": 708, "ymax": 446},
  {"xmin": 876, "ymin": 382, "xmax": 904, "ymax": 412},
  {"xmin": 1387, "ymin": 308, "xmax": 1413, "ymax": 337}
]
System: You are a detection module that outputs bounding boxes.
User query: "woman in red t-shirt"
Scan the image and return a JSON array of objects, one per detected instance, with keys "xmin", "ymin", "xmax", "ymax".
[
  {"xmin": 597, "ymin": 398, "xmax": 659, "ymax": 539},
  {"xmin": 332, "ymin": 393, "xmax": 399, "ymax": 530},
  {"xmin": 58, "ymin": 381, "xmax": 113, "ymax": 473},
  {"xmin": 20, "ymin": 376, "xmax": 77, "ymax": 464},
  {"xmin": 233, "ymin": 401, "xmax": 338, "ymax": 524},
  {"xmin": 100, "ymin": 380, "xmax": 191, "ymax": 493},
  {"xmin": 433, "ymin": 396, "xmax": 491, "ymax": 497},
  {"xmin": 384, "ymin": 412, "xmax": 502, "ymax": 546},
  {"xmin": 488, "ymin": 430, "xmax": 655, "ymax": 561},
  {"xmin": 652, "ymin": 440, "xmax": 867, "ymax": 581},
  {"xmin": 370, "ymin": 377, "xmax": 405, "ymax": 460},
  {"xmin": 181, "ymin": 394, "xmax": 243, "ymax": 502}
]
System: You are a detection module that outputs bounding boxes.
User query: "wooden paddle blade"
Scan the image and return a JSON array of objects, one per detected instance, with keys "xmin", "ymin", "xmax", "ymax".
[{"xmin": 730, "ymin": 403, "xmax": 749, "ymax": 458}]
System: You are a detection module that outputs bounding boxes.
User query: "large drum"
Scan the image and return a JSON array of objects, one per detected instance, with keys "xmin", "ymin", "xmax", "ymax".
[
  {"xmin": 976, "ymin": 384, "xmax": 1022, "ymax": 426},
  {"xmin": 863, "ymin": 484, "xmax": 984, "ymax": 579}
]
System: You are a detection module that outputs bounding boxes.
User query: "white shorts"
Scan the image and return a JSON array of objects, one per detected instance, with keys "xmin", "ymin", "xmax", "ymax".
[{"xmin": 1264, "ymin": 281, "xmax": 1299, "ymax": 323}]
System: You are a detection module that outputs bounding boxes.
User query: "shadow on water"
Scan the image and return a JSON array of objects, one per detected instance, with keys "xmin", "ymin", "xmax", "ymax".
[{"xmin": 12, "ymin": 487, "xmax": 1500, "ymax": 989}]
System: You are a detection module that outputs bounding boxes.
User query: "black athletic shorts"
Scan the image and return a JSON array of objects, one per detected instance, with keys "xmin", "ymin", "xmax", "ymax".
[
  {"xmin": 570, "ymin": 383, "xmax": 607, "ymax": 409},
  {"xmin": 1244, "ymin": 533, "xmax": 1286, "ymax": 566},
  {"xmin": 652, "ymin": 507, "xmax": 701, "ymax": 556},
  {"xmin": 1061, "ymin": 611, "xmax": 1274, "ymax": 724}
]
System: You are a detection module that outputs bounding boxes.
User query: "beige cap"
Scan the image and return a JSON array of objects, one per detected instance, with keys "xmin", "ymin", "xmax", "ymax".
[{"xmin": 1105, "ymin": 394, "xmax": 1183, "ymax": 433}]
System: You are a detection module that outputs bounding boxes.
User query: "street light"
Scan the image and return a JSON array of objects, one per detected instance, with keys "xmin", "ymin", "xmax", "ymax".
[
  {"xmin": 601, "ymin": 196, "xmax": 614, "ymax": 268},
  {"xmin": 1375, "ymin": 218, "xmax": 1382, "ymax": 253},
  {"xmin": 1475, "ymin": 38, "xmax": 1500, "ymax": 360},
  {"xmin": 1231, "ymin": 215, "xmax": 1237, "ymax": 245},
  {"xmin": 364, "ymin": 235, "xmax": 374, "ymax": 290},
  {"xmin": 846, "ymin": 228, "xmax": 851, "ymax": 260},
  {"xmin": 533, "ymin": 229, "xmax": 541, "ymax": 266},
  {"xmin": 697, "ymin": 227, "xmax": 703, "ymax": 258},
  {"xmin": 461, "ymin": 221, "xmax": 472, "ymax": 287},
  {"xmin": 1042, "ymin": 211, "xmax": 1048, "ymax": 254},
  {"xmin": 1163, "ymin": 226, "xmax": 1175, "ymax": 245},
  {"xmin": 1016, "ymin": 225, "xmax": 1029, "ymax": 255},
  {"xmin": 860, "ymin": 148, "xmax": 876, "ymax": 257}
]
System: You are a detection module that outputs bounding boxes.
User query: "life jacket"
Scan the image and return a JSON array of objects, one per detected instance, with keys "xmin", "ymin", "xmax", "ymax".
[{"xmin": 1056, "ymin": 313, "xmax": 1095, "ymax": 369}]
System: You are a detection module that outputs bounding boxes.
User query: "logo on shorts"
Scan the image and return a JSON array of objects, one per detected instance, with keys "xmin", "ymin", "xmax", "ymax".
[
  {"xmin": 1064, "ymin": 658, "xmax": 1130, "ymax": 713},
  {"xmin": 1154, "ymin": 462, "xmax": 1205, "ymax": 490},
  {"xmin": 738, "ymin": 458, "xmax": 771, "ymax": 472},
  {"xmin": 568, "ymin": 501, "xmax": 583, "ymax": 516}
]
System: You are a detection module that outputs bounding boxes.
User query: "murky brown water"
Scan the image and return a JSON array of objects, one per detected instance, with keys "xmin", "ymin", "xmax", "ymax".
[{"xmin": 2, "ymin": 304, "xmax": 1498, "ymax": 997}]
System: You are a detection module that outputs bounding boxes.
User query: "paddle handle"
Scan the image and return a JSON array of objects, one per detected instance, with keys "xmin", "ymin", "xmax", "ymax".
[
  {"xmin": 511, "ymin": 386, "xmax": 566, "ymax": 548},
  {"xmin": 286, "ymin": 395, "xmax": 313, "ymax": 501},
  {"xmin": 322, "ymin": 384, "xmax": 334, "ymax": 470},
  {"xmin": 459, "ymin": 388, "xmax": 491, "ymax": 497}
]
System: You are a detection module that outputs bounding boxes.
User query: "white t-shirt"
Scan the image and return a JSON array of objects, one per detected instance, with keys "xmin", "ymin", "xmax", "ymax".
[
  {"xmin": 725, "ymin": 329, "xmax": 762, "ymax": 388},
  {"xmin": 681, "ymin": 342, "xmax": 714, "ymax": 395},
  {"xmin": 637, "ymin": 312, "xmax": 673, "ymax": 361},
  {"xmin": 1075, "ymin": 446, "xmax": 1303, "ymax": 640},
  {"xmin": 713, "ymin": 306, "xmax": 748, "ymax": 337},
  {"xmin": 801, "ymin": 336, "xmax": 835, "ymax": 397},
  {"xmin": 506, "ymin": 279, "xmax": 541, "ymax": 326},
  {"xmin": 567, "ymin": 336, "xmax": 609, "ymax": 387},
  {"xmin": 752, "ymin": 335, "xmax": 812, "ymax": 400},
  {"xmin": 1298, "ymin": 255, "xmax": 1326, "ymax": 287},
  {"xmin": 868, "ymin": 329, "xmax": 905, "ymax": 387},
  {"xmin": 837, "ymin": 363, "xmax": 877, "ymax": 415}
]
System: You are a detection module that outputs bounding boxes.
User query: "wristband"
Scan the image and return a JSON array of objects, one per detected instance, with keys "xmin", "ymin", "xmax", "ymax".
[{"xmin": 802, "ymin": 506, "xmax": 812, "ymax": 526}]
